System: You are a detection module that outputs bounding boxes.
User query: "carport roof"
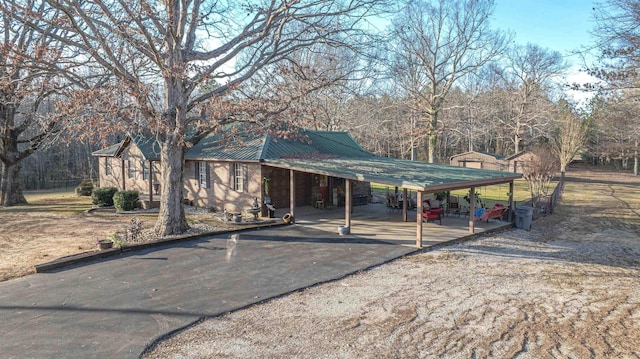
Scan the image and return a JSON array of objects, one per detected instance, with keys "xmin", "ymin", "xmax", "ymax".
[{"xmin": 265, "ymin": 156, "xmax": 521, "ymax": 192}]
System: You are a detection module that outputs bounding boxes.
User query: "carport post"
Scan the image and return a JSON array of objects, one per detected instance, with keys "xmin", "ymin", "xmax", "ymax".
[
  {"xmin": 289, "ymin": 170, "xmax": 295, "ymax": 223},
  {"xmin": 402, "ymin": 188, "xmax": 408, "ymax": 222},
  {"xmin": 121, "ymin": 159, "xmax": 126, "ymax": 190},
  {"xmin": 416, "ymin": 190, "xmax": 424, "ymax": 248},
  {"xmin": 345, "ymin": 179, "xmax": 352, "ymax": 229},
  {"xmin": 148, "ymin": 160, "xmax": 154, "ymax": 203},
  {"xmin": 469, "ymin": 187, "xmax": 476, "ymax": 234},
  {"xmin": 508, "ymin": 181, "xmax": 514, "ymax": 222}
]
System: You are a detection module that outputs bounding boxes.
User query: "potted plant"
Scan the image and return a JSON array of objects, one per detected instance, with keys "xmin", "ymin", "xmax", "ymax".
[
  {"xmin": 434, "ymin": 191, "xmax": 447, "ymax": 202},
  {"xmin": 463, "ymin": 190, "xmax": 481, "ymax": 205},
  {"xmin": 262, "ymin": 177, "xmax": 271, "ymax": 204},
  {"xmin": 96, "ymin": 238, "xmax": 113, "ymax": 250}
]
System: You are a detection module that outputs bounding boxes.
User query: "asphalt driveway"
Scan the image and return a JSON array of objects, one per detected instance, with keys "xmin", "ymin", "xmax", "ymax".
[{"xmin": 0, "ymin": 224, "xmax": 417, "ymax": 358}]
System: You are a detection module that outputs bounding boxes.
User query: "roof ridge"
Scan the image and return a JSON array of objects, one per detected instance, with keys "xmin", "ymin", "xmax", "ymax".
[
  {"xmin": 308, "ymin": 130, "xmax": 371, "ymax": 155},
  {"xmin": 257, "ymin": 133, "xmax": 271, "ymax": 160}
]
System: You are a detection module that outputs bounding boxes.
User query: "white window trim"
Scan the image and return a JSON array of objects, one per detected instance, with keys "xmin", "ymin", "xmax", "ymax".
[
  {"xmin": 128, "ymin": 160, "xmax": 136, "ymax": 179},
  {"xmin": 105, "ymin": 158, "xmax": 112, "ymax": 176},
  {"xmin": 142, "ymin": 161, "xmax": 149, "ymax": 181},
  {"xmin": 199, "ymin": 162, "xmax": 208, "ymax": 188},
  {"xmin": 234, "ymin": 163, "xmax": 247, "ymax": 192}
]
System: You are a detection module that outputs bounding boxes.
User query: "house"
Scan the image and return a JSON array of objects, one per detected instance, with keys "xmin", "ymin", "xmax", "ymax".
[
  {"xmin": 94, "ymin": 128, "xmax": 522, "ymax": 248},
  {"xmin": 92, "ymin": 134, "xmax": 161, "ymax": 204},
  {"xmin": 450, "ymin": 150, "xmax": 538, "ymax": 174},
  {"xmin": 93, "ymin": 129, "xmax": 372, "ymax": 214}
]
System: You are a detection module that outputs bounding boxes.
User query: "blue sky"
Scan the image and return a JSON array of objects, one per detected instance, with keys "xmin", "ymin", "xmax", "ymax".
[
  {"xmin": 493, "ymin": 0, "xmax": 599, "ymax": 102},
  {"xmin": 493, "ymin": 0, "xmax": 596, "ymax": 61}
]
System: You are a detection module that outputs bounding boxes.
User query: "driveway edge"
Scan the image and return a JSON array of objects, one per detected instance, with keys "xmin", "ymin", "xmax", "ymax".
[{"xmin": 34, "ymin": 221, "xmax": 288, "ymax": 273}]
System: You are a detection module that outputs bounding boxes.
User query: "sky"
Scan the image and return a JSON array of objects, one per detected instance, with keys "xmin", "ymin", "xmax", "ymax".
[
  {"xmin": 493, "ymin": 0, "xmax": 599, "ymax": 102},
  {"xmin": 493, "ymin": 0, "xmax": 596, "ymax": 58}
]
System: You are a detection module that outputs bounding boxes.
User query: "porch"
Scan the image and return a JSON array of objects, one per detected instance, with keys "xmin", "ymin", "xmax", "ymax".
[{"xmin": 273, "ymin": 203, "xmax": 512, "ymax": 247}]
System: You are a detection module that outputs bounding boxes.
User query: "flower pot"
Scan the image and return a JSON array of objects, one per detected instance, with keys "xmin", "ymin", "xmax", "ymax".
[{"xmin": 97, "ymin": 239, "xmax": 113, "ymax": 250}]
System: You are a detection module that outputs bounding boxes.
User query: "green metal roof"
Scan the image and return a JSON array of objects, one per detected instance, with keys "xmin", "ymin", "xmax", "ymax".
[
  {"xmin": 185, "ymin": 129, "xmax": 371, "ymax": 161},
  {"xmin": 92, "ymin": 129, "xmax": 520, "ymax": 192},
  {"xmin": 92, "ymin": 142, "xmax": 122, "ymax": 157},
  {"xmin": 130, "ymin": 133, "xmax": 161, "ymax": 160},
  {"xmin": 304, "ymin": 131, "xmax": 373, "ymax": 158},
  {"xmin": 91, "ymin": 134, "xmax": 160, "ymax": 160},
  {"xmin": 264, "ymin": 156, "xmax": 521, "ymax": 192}
]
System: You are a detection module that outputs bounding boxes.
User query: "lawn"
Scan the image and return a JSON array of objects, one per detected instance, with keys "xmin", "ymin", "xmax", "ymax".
[{"xmin": 371, "ymin": 178, "xmax": 536, "ymax": 207}]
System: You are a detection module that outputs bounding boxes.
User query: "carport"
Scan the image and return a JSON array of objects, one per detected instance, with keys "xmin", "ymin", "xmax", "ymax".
[{"xmin": 264, "ymin": 156, "xmax": 521, "ymax": 248}]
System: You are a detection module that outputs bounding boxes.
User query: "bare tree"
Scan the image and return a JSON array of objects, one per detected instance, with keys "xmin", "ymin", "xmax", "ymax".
[
  {"xmin": 589, "ymin": 92, "xmax": 640, "ymax": 173},
  {"xmin": 0, "ymin": 0, "xmax": 80, "ymax": 206},
  {"xmin": 15, "ymin": 0, "xmax": 386, "ymax": 235},
  {"xmin": 591, "ymin": 0, "xmax": 640, "ymax": 89},
  {"xmin": 590, "ymin": 1, "xmax": 640, "ymax": 174},
  {"xmin": 493, "ymin": 44, "xmax": 569, "ymax": 154},
  {"xmin": 389, "ymin": 0, "xmax": 507, "ymax": 163},
  {"xmin": 550, "ymin": 99, "xmax": 588, "ymax": 182},
  {"xmin": 521, "ymin": 144, "xmax": 558, "ymax": 205}
]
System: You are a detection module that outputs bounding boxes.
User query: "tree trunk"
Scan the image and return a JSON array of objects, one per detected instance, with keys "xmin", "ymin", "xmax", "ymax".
[
  {"xmin": 635, "ymin": 140, "xmax": 638, "ymax": 176},
  {"xmin": 426, "ymin": 111, "xmax": 438, "ymax": 163},
  {"xmin": 427, "ymin": 132, "xmax": 437, "ymax": 163},
  {"xmin": 153, "ymin": 140, "xmax": 189, "ymax": 236},
  {"xmin": 1, "ymin": 161, "xmax": 27, "ymax": 207}
]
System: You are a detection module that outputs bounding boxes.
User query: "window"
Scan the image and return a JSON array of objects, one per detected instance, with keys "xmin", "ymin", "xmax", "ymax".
[
  {"xmin": 142, "ymin": 161, "xmax": 149, "ymax": 180},
  {"xmin": 195, "ymin": 161, "xmax": 210, "ymax": 188},
  {"xmin": 233, "ymin": 163, "xmax": 247, "ymax": 192},
  {"xmin": 105, "ymin": 158, "xmax": 112, "ymax": 176},
  {"xmin": 127, "ymin": 160, "xmax": 136, "ymax": 179}
]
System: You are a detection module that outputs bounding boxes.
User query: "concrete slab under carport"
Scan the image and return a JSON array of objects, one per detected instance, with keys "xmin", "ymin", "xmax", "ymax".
[{"xmin": 276, "ymin": 203, "xmax": 512, "ymax": 247}]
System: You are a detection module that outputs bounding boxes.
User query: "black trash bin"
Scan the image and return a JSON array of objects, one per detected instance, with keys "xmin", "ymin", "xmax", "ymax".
[{"xmin": 515, "ymin": 206, "xmax": 533, "ymax": 230}]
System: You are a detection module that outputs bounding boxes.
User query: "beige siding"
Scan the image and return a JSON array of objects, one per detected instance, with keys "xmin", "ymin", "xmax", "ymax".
[
  {"xmin": 508, "ymin": 152, "xmax": 537, "ymax": 174},
  {"xmin": 120, "ymin": 145, "xmax": 154, "ymax": 196},
  {"xmin": 98, "ymin": 157, "xmax": 123, "ymax": 189},
  {"xmin": 450, "ymin": 152, "xmax": 508, "ymax": 171}
]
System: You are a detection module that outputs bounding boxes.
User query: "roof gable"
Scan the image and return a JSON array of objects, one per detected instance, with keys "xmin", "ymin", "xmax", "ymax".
[
  {"xmin": 92, "ymin": 142, "xmax": 122, "ymax": 157},
  {"xmin": 129, "ymin": 134, "xmax": 161, "ymax": 160},
  {"xmin": 91, "ymin": 133, "xmax": 160, "ymax": 160},
  {"xmin": 450, "ymin": 151, "xmax": 505, "ymax": 161}
]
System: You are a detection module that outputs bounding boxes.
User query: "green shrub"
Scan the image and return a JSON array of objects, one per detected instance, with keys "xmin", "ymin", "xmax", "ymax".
[
  {"xmin": 75, "ymin": 180, "xmax": 95, "ymax": 196},
  {"xmin": 91, "ymin": 187, "xmax": 118, "ymax": 207},
  {"xmin": 113, "ymin": 190, "xmax": 140, "ymax": 211}
]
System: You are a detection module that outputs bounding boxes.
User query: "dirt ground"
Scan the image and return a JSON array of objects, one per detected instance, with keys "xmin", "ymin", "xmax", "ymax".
[{"xmin": 143, "ymin": 165, "xmax": 640, "ymax": 358}]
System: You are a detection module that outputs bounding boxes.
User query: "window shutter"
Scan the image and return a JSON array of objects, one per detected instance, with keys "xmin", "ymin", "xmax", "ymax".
[
  {"xmin": 206, "ymin": 163, "xmax": 211, "ymax": 189},
  {"xmin": 195, "ymin": 161, "xmax": 200, "ymax": 188},
  {"xmin": 230, "ymin": 163, "xmax": 234, "ymax": 188},
  {"xmin": 243, "ymin": 165, "xmax": 247, "ymax": 192}
]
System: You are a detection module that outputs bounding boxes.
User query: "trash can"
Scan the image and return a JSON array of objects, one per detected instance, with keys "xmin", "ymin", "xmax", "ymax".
[{"xmin": 515, "ymin": 206, "xmax": 533, "ymax": 230}]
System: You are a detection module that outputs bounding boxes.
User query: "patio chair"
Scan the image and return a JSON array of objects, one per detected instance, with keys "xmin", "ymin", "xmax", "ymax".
[
  {"xmin": 422, "ymin": 200, "xmax": 442, "ymax": 224},
  {"xmin": 473, "ymin": 203, "xmax": 507, "ymax": 222}
]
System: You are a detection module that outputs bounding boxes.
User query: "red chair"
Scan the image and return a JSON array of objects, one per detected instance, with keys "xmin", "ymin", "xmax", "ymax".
[{"xmin": 422, "ymin": 200, "xmax": 442, "ymax": 224}]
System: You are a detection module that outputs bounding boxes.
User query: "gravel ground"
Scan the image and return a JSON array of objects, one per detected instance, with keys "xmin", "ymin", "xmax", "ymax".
[{"xmin": 143, "ymin": 166, "xmax": 640, "ymax": 358}]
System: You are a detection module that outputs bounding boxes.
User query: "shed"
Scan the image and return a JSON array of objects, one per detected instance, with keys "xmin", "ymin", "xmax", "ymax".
[{"xmin": 449, "ymin": 151, "xmax": 507, "ymax": 171}]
